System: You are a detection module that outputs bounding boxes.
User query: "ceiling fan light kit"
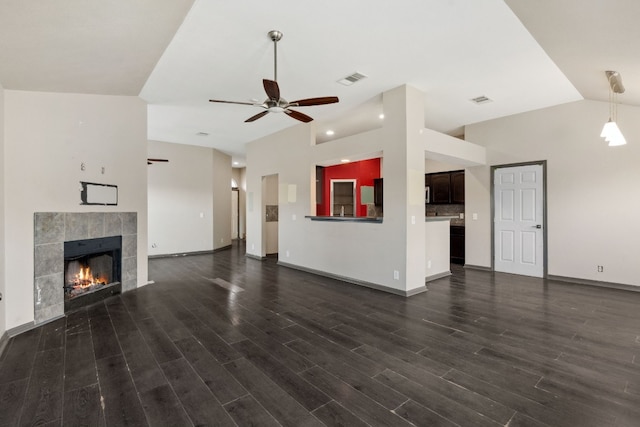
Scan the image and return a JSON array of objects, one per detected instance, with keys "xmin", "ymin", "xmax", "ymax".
[
  {"xmin": 209, "ymin": 30, "xmax": 339, "ymax": 123},
  {"xmin": 601, "ymin": 70, "xmax": 627, "ymax": 146}
]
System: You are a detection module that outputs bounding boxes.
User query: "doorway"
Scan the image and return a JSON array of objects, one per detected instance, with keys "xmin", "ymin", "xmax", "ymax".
[
  {"xmin": 492, "ymin": 162, "xmax": 546, "ymax": 278},
  {"xmin": 231, "ymin": 187, "xmax": 239, "ymax": 240},
  {"xmin": 330, "ymin": 179, "xmax": 356, "ymax": 217},
  {"xmin": 262, "ymin": 174, "xmax": 279, "ymax": 255}
]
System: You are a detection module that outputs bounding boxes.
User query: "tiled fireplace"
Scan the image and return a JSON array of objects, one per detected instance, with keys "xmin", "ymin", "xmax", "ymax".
[{"xmin": 34, "ymin": 212, "xmax": 137, "ymax": 324}]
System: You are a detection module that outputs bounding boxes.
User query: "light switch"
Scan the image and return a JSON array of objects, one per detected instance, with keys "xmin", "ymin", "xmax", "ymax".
[
  {"xmin": 472, "ymin": 213, "xmax": 478, "ymax": 220},
  {"xmin": 411, "ymin": 215, "xmax": 415, "ymax": 225}
]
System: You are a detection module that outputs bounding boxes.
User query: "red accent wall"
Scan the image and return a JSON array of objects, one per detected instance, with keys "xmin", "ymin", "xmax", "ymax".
[{"xmin": 318, "ymin": 158, "xmax": 381, "ymax": 217}]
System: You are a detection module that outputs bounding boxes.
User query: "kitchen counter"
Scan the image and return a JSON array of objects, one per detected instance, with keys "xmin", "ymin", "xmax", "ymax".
[
  {"xmin": 425, "ymin": 215, "xmax": 460, "ymax": 222},
  {"xmin": 305, "ymin": 216, "xmax": 383, "ymax": 223}
]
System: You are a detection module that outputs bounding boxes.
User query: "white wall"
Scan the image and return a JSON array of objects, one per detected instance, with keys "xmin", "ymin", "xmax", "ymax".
[
  {"xmin": 4, "ymin": 90, "xmax": 149, "ymax": 329},
  {"xmin": 245, "ymin": 85, "xmax": 484, "ymax": 294},
  {"xmin": 425, "ymin": 220, "xmax": 450, "ymax": 278},
  {"xmin": 212, "ymin": 149, "xmax": 232, "ymax": 250},
  {"xmin": 0, "ymin": 84, "xmax": 5, "ymax": 337},
  {"xmin": 148, "ymin": 140, "xmax": 214, "ymax": 255},
  {"xmin": 465, "ymin": 99, "xmax": 640, "ymax": 286}
]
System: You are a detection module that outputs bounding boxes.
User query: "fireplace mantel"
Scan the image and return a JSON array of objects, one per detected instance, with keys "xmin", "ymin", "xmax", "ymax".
[{"xmin": 34, "ymin": 212, "xmax": 137, "ymax": 324}]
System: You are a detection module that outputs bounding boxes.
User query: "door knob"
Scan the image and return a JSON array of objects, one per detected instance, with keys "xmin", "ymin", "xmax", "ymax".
[{"xmin": 532, "ymin": 224, "xmax": 542, "ymax": 229}]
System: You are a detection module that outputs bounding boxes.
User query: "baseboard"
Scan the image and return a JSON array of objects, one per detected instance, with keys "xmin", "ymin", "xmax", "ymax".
[
  {"xmin": 149, "ymin": 249, "xmax": 215, "ymax": 259},
  {"xmin": 425, "ymin": 271, "xmax": 452, "ymax": 283},
  {"xmin": 277, "ymin": 261, "xmax": 427, "ymax": 297},
  {"xmin": 245, "ymin": 253, "xmax": 266, "ymax": 261},
  {"xmin": 463, "ymin": 264, "xmax": 493, "ymax": 272},
  {"xmin": 548, "ymin": 275, "xmax": 640, "ymax": 293},
  {"xmin": 0, "ymin": 331, "xmax": 9, "ymax": 359},
  {"xmin": 213, "ymin": 245, "xmax": 232, "ymax": 253}
]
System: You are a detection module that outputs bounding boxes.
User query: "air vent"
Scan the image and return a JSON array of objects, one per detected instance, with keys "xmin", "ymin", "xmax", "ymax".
[
  {"xmin": 337, "ymin": 72, "xmax": 368, "ymax": 86},
  {"xmin": 470, "ymin": 95, "xmax": 492, "ymax": 105}
]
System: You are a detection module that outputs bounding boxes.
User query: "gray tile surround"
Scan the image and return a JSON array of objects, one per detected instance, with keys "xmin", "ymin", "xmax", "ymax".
[{"xmin": 33, "ymin": 212, "xmax": 138, "ymax": 325}]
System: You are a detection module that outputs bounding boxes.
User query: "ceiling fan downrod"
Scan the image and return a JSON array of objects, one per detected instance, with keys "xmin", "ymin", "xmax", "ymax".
[{"xmin": 268, "ymin": 30, "xmax": 283, "ymax": 82}]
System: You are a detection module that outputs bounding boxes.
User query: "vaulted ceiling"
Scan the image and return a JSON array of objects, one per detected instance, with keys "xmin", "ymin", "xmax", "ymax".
[{"xmin": 0, "ymin": 0, "xmax": 637, "ymax": 166}]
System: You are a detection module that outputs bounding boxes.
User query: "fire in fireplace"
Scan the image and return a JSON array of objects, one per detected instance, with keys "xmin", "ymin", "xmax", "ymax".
[{"xmin": 63, "ymin": 236, "xmax": 122, "ymax": 311}]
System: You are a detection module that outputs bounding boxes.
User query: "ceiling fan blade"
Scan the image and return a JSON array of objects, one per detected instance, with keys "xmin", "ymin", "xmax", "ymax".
[
  {"xmin": 209, "ymin": 99, "xmax": 256, "ymax": 106},
  {"xmin": 285, "ymin": 109, "xmax": 313, "ymax": 123},
  {"xmin": 245, "ymin": 111, "xmax": 269, "ymax": 122},
  {"xmin": 263, "ymin": 79, "xmax": 280, "ymax": 101},
  {"xmin": 147, "ymin": 158, "xmax": 169, "ymax": 162},
  {"xmin": 288, "ymin": 96, "xmax": 339, "ymax": 107}
]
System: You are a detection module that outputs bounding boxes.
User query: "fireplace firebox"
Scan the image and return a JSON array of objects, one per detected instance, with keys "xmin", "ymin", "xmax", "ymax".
[{"xmin": 63, "ymin": 235, "xmax": 122, "ymax": 311}]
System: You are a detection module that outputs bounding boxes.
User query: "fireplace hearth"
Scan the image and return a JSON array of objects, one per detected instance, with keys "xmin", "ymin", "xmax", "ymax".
[{"xmin": 63, "ymin": 235, "xmax": 122, "ymax": 311}]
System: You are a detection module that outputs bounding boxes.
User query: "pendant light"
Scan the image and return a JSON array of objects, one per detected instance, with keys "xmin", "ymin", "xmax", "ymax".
[{"xmin": 600, "ymin": 71, "xmax": 626, "ymax": 146}]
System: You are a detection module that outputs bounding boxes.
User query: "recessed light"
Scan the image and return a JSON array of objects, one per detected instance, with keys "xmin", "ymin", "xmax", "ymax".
[
  {"xmin": 196, "ymin": 132, "xmax": 209, "ymax": 136},
  {"xmin": 379, "ymin": 113, "xmax": 385, "ymax": 119},
  {"xmin": 341, "ymin": 159, "xmax": 350, "ymax": 163},
  {"xmin": 326, "ymin": 130, "xmax": 335, "ymax": 136},
  {"xmin": 233, "ymin": 161, "xmax": 239, "ymax": 165}
]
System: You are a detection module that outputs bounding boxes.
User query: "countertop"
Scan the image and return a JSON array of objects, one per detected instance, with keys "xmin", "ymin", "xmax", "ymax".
[
  {"xmin": 425, "ymin": 215, "xmax": 460, "ymax": 222},
  {"xmin": 305, "ymin": 216, "xmax": 383, "ymax": 223}
]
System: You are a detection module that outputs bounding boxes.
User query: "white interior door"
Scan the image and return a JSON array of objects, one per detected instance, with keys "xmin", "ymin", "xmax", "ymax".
[{"xmin": 494, "ymin": 164, "xmax": 544, "ymax": 277}]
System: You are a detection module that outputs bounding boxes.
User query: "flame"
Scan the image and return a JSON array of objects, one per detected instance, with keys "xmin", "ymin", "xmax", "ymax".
[{"xmin": 72, "ymin": 266, "xmax": 107, "ymax": 290}]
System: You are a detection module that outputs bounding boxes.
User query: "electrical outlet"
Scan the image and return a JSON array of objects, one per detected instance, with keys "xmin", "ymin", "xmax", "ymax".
[
  {"xmin": 597, "ymin": 265, "xmax": 604, "ymax": 272},
  {"xmin": 251, "ymin": 243, "xmax": 255, "ymax": 250},
  {"xmin": 286, "ymin": 250, "xmax": 290, "ymax": 258},
  {"xmin": 427, "ymin": 260, "xmax": 432, "ymax": 269},
  {"xmin": 472, "ymin": 213, "xmax": 478, "ymax": 220},
  {"xmin": 393, "ymin": 270, "xmax": 400, "ymax": 280}
]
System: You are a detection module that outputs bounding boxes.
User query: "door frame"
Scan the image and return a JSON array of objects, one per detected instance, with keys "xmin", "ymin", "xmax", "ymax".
[
  {"xmin": 330, "ymin": 179, "xmax": 357, "ymax": 217},
  {"xmin": 491, "ymin": 160, "xmax": 548, "ymax": 277}
]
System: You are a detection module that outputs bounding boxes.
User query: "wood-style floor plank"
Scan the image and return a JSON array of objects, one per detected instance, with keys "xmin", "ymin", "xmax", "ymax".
[
  {"xmin": 161, "ymin": 357, "xmax": 236, "ymax": 427},
  {"xmin": 62, "ymin": 383, "xmax": 105, "ymax": 427},
  {"xmin": 2, "ymin": 242, "xmax": 640, "ymax": 426}
]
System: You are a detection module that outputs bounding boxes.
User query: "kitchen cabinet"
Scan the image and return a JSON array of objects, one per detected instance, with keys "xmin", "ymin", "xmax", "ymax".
[
  {"xmin": 450, "ymin": 225, "xmax": 465, "ymax": 264},
  {"xmin": 425, "ymin": 170, "xmax": 464, "ymax": 204},
  {"xmin": 430, "ymin": 173, "xmax": 451, "ymax": 204},
  {"xmin": 450, "ymin": 171, "xmax": 465, "ymax": 204}
]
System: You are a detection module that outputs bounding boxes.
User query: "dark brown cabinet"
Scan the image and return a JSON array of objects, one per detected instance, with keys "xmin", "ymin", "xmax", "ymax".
[
  {"xmin": 450, "ymin": 225, "xmax": 465, "ymax": 264},
  {"xmin": 425, "ymin": 170, "xmax": 464, "ymax": 204},
  {"xmin": 450, "ymin": 171, "xmax": 465, "ymax": 204},
  {"xmin": 430, "ymin": 173, "xmax": 451, "ymax": 204}
]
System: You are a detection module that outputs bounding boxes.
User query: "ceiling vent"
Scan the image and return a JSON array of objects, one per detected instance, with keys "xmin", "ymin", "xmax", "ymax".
[
  {"xmin": 470, "ymin": 95, "xmax": 492, "ymax": 105},
  {"xmin": 337, "ymin": 72, "xmax": 368, "ymax": 86}
]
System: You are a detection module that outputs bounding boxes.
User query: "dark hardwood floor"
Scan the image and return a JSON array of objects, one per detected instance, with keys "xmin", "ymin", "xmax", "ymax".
[{"xmin": 1, "ymin": 241, "xmax": 640, "ymax": 426}]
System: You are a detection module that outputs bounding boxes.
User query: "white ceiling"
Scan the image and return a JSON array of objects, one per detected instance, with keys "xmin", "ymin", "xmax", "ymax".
[{"xmin": 0, "ymin": 0, "xmax": 636, "ymax": 166}]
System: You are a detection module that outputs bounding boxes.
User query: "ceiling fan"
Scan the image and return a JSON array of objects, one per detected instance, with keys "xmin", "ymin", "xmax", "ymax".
[{"xmin": 209, "ymin": 30, "xmax": 339, "ymax": 123}]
